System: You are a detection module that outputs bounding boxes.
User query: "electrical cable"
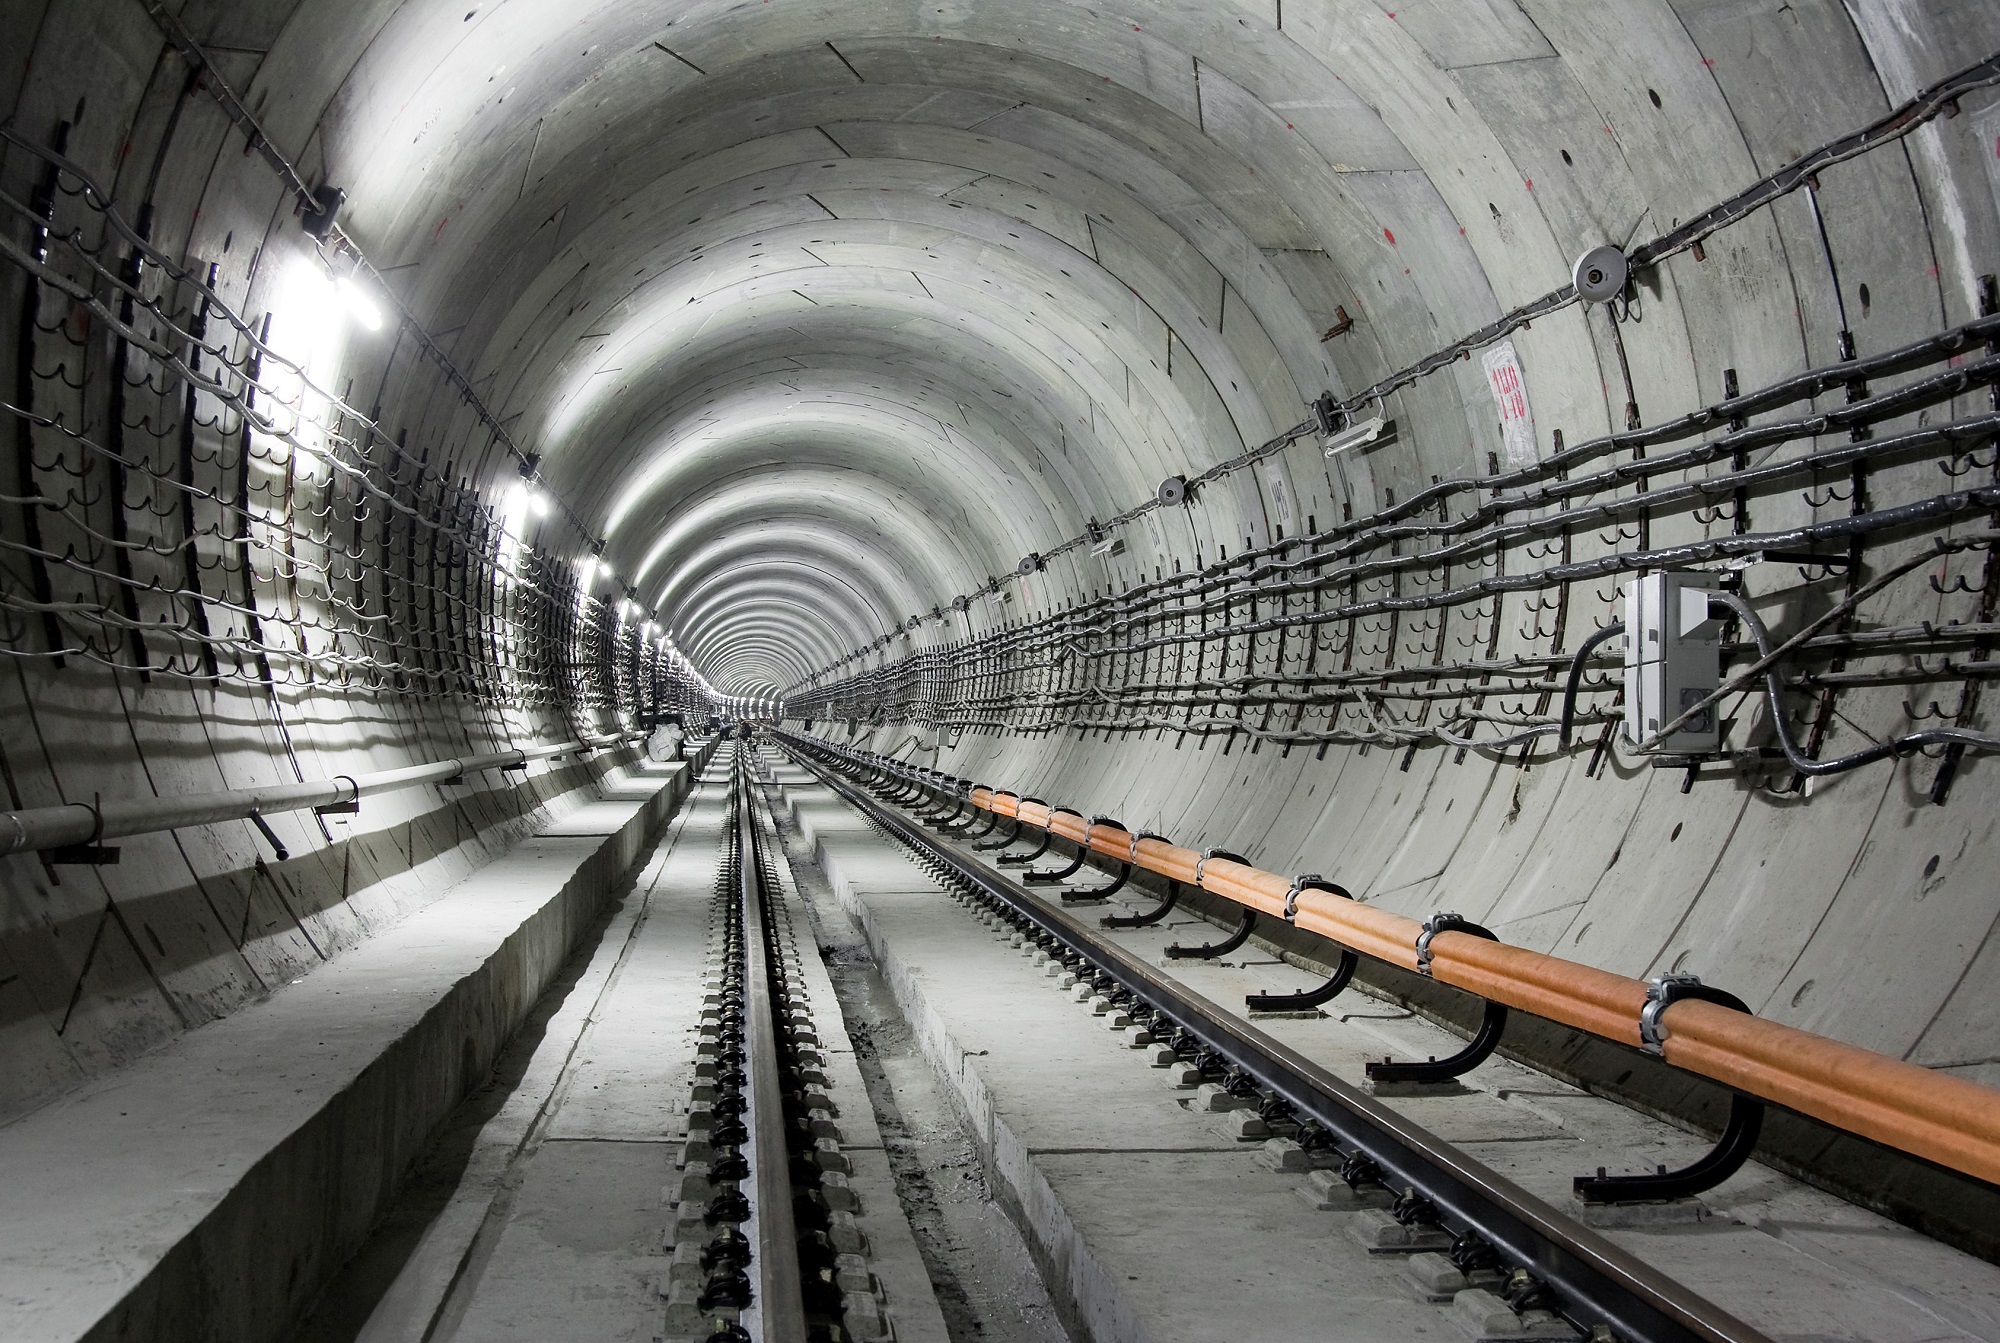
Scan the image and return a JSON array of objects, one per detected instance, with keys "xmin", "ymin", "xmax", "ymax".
[
  {"xmin": 1558, "ymin": 622, "xmax": 1626, "ymax": 750},
  {"xmin": 1707, "ymin": 589, "xmax": 2000, "ymax": 777}
]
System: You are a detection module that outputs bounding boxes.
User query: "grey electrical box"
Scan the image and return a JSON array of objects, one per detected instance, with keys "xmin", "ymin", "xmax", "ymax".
[{"xmin": 1623, "ymin": 572, "xmax": 1722, "ymax": 752}]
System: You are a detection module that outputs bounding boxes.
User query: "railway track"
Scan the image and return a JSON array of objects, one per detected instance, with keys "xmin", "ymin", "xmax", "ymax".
[
  {"xmin": 665, "ymin": 743, "xmax": 872, "ymax": 1343},
  {"xmin": 778, "ymin": 731, "xmax": 1778, "ymax": 1343}
]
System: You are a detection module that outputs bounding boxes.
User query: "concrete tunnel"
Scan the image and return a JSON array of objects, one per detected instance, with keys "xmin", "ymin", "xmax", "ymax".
[{"xmin": 4, "ymin": 2, "xmax": 2000, "ymax": 1340}]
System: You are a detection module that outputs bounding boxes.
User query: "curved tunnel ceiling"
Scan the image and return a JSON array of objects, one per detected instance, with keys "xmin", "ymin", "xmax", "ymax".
[{"xmin": 200, "ymin": 0, "xmax": 1994, "ymax": 696}]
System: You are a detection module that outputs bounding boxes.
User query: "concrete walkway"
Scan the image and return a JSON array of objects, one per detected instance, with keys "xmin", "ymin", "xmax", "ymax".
[{"xmin": 0, "ymin": 750, "xmax": 708, "ymax": 1343}]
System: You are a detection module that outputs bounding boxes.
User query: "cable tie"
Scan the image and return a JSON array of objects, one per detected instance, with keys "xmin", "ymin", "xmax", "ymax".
[
  {"xmin": 1194, "ymin": 846, "xmax": 1248, "ymax": 886},
  {"xmin": 1415, "ymin": 912, "xmax": 1493, "ymax": 976},
  {"xmin": 1283, "ymin": 874, "xmax": 1321, "ymax": 922}
]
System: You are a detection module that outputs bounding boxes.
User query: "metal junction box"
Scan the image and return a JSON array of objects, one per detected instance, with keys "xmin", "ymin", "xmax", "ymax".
[{"xmin": 1623, "ymin": 572, "xmax": 1722, "ymax": 753}]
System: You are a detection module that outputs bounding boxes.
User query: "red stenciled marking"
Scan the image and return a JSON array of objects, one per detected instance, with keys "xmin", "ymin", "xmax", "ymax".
[
  {"xmin": 1384, "ymin": 228, "xmax": 1396, "ymax": 245},
  {"xmin": 1490, "ymin": 361, "xmax": 1530, "ymax": 421}
]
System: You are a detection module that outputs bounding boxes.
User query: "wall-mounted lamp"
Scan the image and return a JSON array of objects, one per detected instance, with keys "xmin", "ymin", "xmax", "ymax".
[
  {"xmin": 1323, "ymin": 415, "xmax": 1391, "ymax": 458},
  {"xmin": 335, "ymin": 275, "xmax": 382, "ymax": 330}
]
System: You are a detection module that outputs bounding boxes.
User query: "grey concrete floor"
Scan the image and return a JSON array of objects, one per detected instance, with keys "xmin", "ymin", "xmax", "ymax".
[
  {"xmin": 295, "ymin": 758, "xmax": 1055, "ymax": 1343},
  {"xmin": 763, "ymin": 781, "xmax": 1074, "ymax": 1343},
  {"xmin": 778, "ymin": 766, "xmax": 2000, "ymax": 1343},
  {"xmin": 296, "ymin": 763, "xmax": 732, "ymax": 1343}
]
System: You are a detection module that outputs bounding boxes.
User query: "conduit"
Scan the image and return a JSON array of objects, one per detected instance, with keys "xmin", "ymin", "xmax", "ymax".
[
  {"xmin": 865, "ymin": 764, "xmax": 2000, "ymax": 1187},
  {"xmin": 0, "ymin": 732, "xmax": 645, "ymax": 858}
]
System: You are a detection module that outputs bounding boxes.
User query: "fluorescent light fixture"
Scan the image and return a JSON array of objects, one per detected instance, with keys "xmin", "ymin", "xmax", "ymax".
[
  {"xmin": 1322, "ymin": 414, "xmax": 1388, "ymax": 458},
  {"xmin": 336, "ymin": 276, "xmax": 383, "ymax": 330}
]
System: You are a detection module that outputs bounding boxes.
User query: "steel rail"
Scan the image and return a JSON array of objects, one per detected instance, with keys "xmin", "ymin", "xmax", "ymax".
[
  {"xmin": 0, "ymin": 732, "xmax": 649, "ymax": 858},
  {"xmin": 879, "ymin": 748, "xmax": 2000, "ymax": 1179},
  {"xmin": 786, "ymin": 738, "xmax": 1771, "ymax": 1343},
  {"xmin": 734, "ymin": 747, "xmax": 809, "ymax": 1342},
  {"xmin": 814, "ymin": 740, "xmax": 2000, "ymax": 1191}
]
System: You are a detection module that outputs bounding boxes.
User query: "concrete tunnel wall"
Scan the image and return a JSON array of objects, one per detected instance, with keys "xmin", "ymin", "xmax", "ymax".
[{"xmin": 3, "ymin": 0, "xmax": 2000, "ymax": 1163}]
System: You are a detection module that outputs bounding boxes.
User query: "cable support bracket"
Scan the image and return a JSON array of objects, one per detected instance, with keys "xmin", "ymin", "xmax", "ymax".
[
  {"xmin": 43, "ymin": 795, "xmax": 116, "ymax": 865},
  {"xmin": 314, "ymin": 776, "xmax": 361, "ymax": 816}
]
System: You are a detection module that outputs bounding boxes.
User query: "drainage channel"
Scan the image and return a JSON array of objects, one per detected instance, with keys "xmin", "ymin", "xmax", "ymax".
[{"xmin": 780, "ymin": 734, "xmax": 1775, "ymax": 1343}]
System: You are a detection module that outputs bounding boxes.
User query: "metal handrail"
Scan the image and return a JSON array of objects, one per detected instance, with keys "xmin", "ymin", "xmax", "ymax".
[{"xmin": 0, "ymin": 732, "xmax": 650, "ymax": 858}]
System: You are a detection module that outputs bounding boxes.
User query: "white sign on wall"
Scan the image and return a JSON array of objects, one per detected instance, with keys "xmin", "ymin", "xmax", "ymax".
[
  {"xmin": 1268, "ymin": 469, "xmax": 1295, "ymax": 534},
  {"xmin": 1481, "ymin": 339, "xmax": 1538, "ymax": 468}
]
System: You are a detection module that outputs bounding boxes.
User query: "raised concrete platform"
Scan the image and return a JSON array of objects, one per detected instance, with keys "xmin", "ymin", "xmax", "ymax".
[{"xmin": 0, "ymin": 746, "xmax": 712, "ymax": 1343}]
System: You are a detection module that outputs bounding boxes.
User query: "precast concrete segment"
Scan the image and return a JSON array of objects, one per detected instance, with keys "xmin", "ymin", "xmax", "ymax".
[{"xmin": 0, "ymin": 748, "xmax": 712, "ymax": 1343}]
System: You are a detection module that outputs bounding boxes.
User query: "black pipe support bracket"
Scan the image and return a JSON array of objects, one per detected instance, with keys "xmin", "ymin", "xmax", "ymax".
[
  {"xmin": 1368, "ymin": 914, "xmax": 1508, "ymax": 1085},
  {"xmin": 1165, "ymin": 906, "xmax": 1257, "ymax": 960},
  {"xmin": 1247, "ymin": 948, "xmax": 1359, "ymax": 1013},
  {"xmin": 1575, "ymin": 978, "xmax": 1766, "ymax": 1204},
  {"xmin": 997, "ymin": 805, "xmax": 1077, "ymax": 866}
]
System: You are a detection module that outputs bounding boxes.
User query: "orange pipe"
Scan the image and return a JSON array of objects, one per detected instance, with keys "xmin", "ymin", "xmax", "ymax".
[
  {"xmin": 1049, "ymin": 810, "xmax": 1089, "ymax": 844},
  {"xmin": 1663, "ymin": 1001, "xmax": 2000, "ymax": 1186},
  {"xmin": 947, "ymin": 785, "xmax": 2000, "ymax": 1186}
]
